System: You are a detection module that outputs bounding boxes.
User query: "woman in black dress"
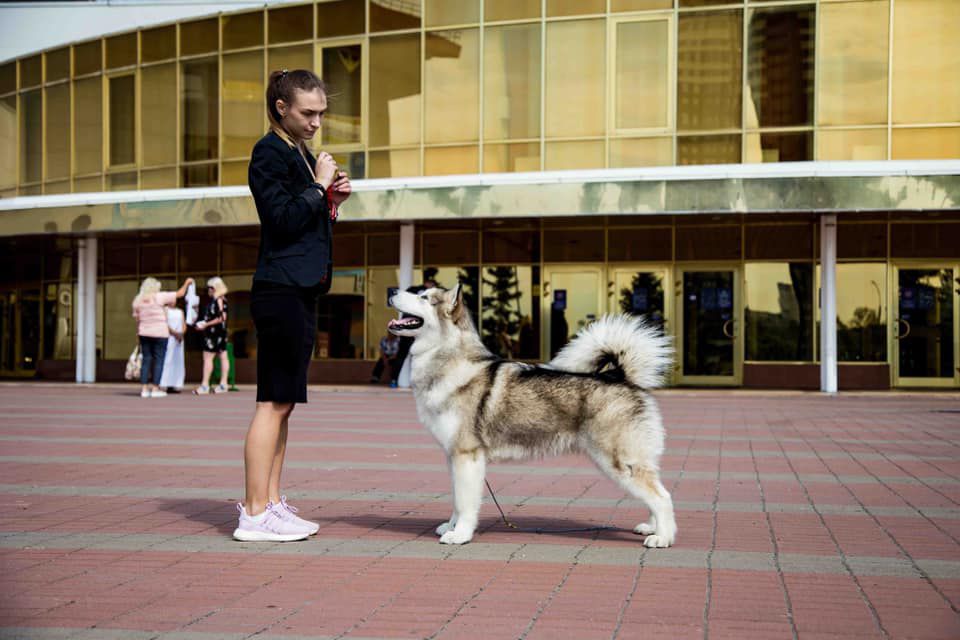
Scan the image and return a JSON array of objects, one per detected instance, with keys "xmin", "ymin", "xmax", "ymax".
[
  {"xmin": 193, "ymin": 276, "xmax": 229, "ymax": 394},
  {"xmin": 233, "ymin": 69, "xmax": 351, "ymax": 542}
]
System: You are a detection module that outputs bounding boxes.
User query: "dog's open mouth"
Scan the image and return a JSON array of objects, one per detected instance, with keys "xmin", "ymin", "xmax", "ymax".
[{"xmin": 388, "ymin": 314, "xmax": 424, "ymax": 331}]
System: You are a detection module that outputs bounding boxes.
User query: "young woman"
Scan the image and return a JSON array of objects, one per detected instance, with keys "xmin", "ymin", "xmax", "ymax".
[
  {"xmin": 192, "ymin": 276, "xmax": 230, "ymax": 394},
  {"xmin": 233, "ymin": 69, "xmax": 351, "ymax": 542},
  {"xmin": 132, "ymin": 276, "xmax": 194, "ymax": 398}
]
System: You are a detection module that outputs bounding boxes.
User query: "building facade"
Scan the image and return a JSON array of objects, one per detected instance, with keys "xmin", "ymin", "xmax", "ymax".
[{"xmin": 0, "ymin": 0, "xmax": 958, "ymax": 389}]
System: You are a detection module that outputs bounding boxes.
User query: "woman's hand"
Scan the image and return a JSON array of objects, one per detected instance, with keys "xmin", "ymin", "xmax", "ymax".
[
  {"xmin": 314, "ymin": 151, "xmax": 338, "ymax": 189},
  {"xmin": 330, "ymin": 171, "xmax": 352, "ymax": 206},
  {"xmin": 195, "ymin": 320, "xmax": 207, "ymax": 331}
]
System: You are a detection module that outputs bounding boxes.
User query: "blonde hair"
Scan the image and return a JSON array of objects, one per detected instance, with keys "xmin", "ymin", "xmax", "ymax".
[
  {"xmin": 207, "ymin": 277, "xmax": 228, "ymax": 299},
  {"xmin": 133, "ymin": 277, "xmax": 162, "ymax": 306}
]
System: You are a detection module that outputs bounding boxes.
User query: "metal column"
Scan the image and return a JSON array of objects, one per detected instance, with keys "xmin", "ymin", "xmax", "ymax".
[
  {"xmin": 820, "ymin": 214, "xmax": 838, "ymax": 393},
  {"xmin": 75, "ymin": 235, "xmax": 97, "ymax": 383},
  {"xmin": 397, "ymin": 223, "xmax": 415, "ymax": 388}
]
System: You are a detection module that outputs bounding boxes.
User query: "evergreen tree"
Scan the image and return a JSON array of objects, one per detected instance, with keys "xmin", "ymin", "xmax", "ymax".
[
  {"xmin": 481, "ymin": 266, "xmax": 522, "ymax": 357},
  {"xmin": 619, "ymin": 272, "xmax": 665, "ymax": 329}
]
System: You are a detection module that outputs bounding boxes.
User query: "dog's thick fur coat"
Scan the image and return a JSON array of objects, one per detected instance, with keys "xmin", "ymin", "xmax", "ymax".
[{"xmin": 389, "ymin": 285, "xmax": 677, "ymax": 548}]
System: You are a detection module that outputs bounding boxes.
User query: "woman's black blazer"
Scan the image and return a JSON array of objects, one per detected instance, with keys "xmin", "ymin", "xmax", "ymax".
[{"xmin": 248, "ymin": 130, "xmax": 333, "ymax": 291}]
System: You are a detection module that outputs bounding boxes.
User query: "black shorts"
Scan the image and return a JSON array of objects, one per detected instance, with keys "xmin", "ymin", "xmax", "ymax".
[{"xmin": 251, "ymin": 280, "xmax": 318, "ymax": 404}]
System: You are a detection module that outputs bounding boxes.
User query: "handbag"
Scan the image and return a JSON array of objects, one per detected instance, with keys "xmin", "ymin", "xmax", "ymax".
[{"xmin": 124, "ymin": 344, "xmax": 142, "ymax": 381}]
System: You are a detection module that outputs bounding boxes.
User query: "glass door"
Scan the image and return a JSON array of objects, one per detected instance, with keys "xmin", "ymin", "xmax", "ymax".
[
  {"xmin": 609, "ymin": 266, "xmax": 671, "ymax": 332},
  {"xmin": 0, "ymin": 290, "xmax": 40, "ymax": 376},
  {"xmin": 542, "ymin": 266, "xmax": 604, "ymax": 359},
  {"xmin": 676, "ymin": 267, "xmax": 742, "ymax": 385},
  {"xmin": 893, "ymin": 265, "xmax": 958, "ymax": 387}
]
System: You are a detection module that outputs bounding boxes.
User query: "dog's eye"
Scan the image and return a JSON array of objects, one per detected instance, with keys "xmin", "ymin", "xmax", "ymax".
[{"xmin": 419, "ymin": 294, "xmax": 428, "ymax": 300}]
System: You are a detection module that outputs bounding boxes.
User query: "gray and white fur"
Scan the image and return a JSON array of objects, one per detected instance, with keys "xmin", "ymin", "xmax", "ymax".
[{"xmin": 388, "ymin": 285, "xmax": 677, "ymax": 548}]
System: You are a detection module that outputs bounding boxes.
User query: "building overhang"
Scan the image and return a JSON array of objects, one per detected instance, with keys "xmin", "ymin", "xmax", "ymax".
[{"xmin": 1, "ymin": 160, "xmax": 958, "ymax": 238}]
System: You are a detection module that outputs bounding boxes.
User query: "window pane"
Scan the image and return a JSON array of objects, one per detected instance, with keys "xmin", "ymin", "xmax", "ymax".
[
  {"xmin": 370, "ymin": 35, "xmax": 421, "ymax": 146},
  {"xmin": 141, "ymin": 25, "xmax": 176, "ymax": 63},
  {"xmin": 483, "ymin": 142, "xmax": 540, "ymax": 173},
  {"xmin": 223, "ymin": 51, "xmax": 264, "ymax": 158},
  {"xmin": 676, "ymin": 225, "xmax": 741, "ymax": 261},
  {"xmin": 891, "ymin": 127, "xmax": 960, "ymax": 160},
  {"xmin": 545, "ymin": 20, "xmax": 604, "ymax": 138},
  {"xmin": 613, "ymin": 0, "xmax": 672, "ymax": 10},
  {"xmin": 426, "ymin": 29, "xmax": 479, "ymax": 143},
  {"xmin": 21, "ymin": 55, "xmax": 42, "ymax": 88},
  {"xmin": 73, "ymin": 175, "xmax": 102, "ymax": 193},
  {"xmin": 368, "ymin": 149, "xmax": 420, "ymax": 178},
  {"xmin": 616, "ymin": 19, "xmax": 670, "ymax": 130},
  {"xmin": 221, "ymin": 159, "xmax": 249, "ymax": 186},
  {"xmin": 819, "ymin": 0, "xmax": 888, "ymax": 126},
  {"xmin": 425, "ymin": 145, "xmax": 478, "ymax": 175},
  {"xmin": 543, "ymin": 229, "xmax": 604, "ymax": 261},
  {"xmin": 545, "ymin": 140, "xmax": 604, "ymax": 171},
  {"xmin": 108, "ymin": 171, "xmax": 137, "ymax": 191},
  {"xmin": 484, "ymin": 23, "xmax": 540, "ymax": 141},
  {"xmin": 678, "ymin": 10, "xmax": 742, "ymax": 131},
  {"xmin": 838, "ymin": 222, "xmax": 886, "ymax": 259},
  {"xmin": 182, "ymin": 59, "xmax": 219, "ymax": 162},
  {"xmin": 1, "ymin": 62, "xmax": 16, "ymax": 94},
  {"xmin": 141, "ymin": 167, "xmax": 177, "ymax": 189},
  {"xmin": 745, "ymin": 262, "xmax": 814, "ymax": 361},
  {"xmin": 371, "ymin": 0, "xmax": 421, "ymax": 32},
  {"xmin": 681, "ymin": 0, "xmax": 732, "ymax": 6},
  {"xmin": 181, "ymin": 18, "xmax": 218, "ymax": 56},
  {"xmin": 485, "ymin": 0, "xmax": 540, "ymax": 22},
  {"xmin": 547, "ymin": 0, "xmax": 604, "ymax": 17},
  {"xmin": 109, "ymin": 75, "xmax": 135, "ymax": 166},
  {"xmin": 103, "ymin": 280, "xmax": 138, "ymax": 359},
  {"xmin": 182, "ymin": 163, "xmax": 218, "ymax": 187},
  {"xmin": 73, "ymin": 41, "xmax": 102, "ymax": 76},
  {"xmin": 426, "ymin": 0, "xmax": 477, "ymax": 26},
  {"xmin": 141, "ymin": 64, "xmax": 177, "ymax": 166},
  {"xmin": 481, "ymin": 265, "xmax": 540, "ymax": 360},
  {"xmin": 832, "ymin": 263, "xmax": 887, "ymax": 362},
  {"xmin": 106, "ymin": 33, "xmax": 137, "ymax": 69},
  {"xmin": 268, "ymin": 4, "xmax": 313, "ymax": 44},
  {"xmin": 317, "ymin": 0, "xmax": 365, "ymax": 38},
  {"xmin": 20, "ymin": 90, "xmax": 41, "ymax": 183},
  {"xmin": 609, "ymin": 137, "xmax": 672, "ymax": 167},
  {"xmin": 892, "ymin": 0, "xmax": 960, "ymax": 124},
  {"xmin": 608, "ymin": 227, "xmax": 672, "ymax": 261},
  {"xmin": 747, "ymin": 6, "xmax": 815, "ymax": 128},
  {"xmin": 817, "ymin": 128, "xmax": 887, "ymax": 161},
  {"xmin": 0, "ymin": 96, "xmax": 15, "ymax": 189},
  {"xmin": 322, "ymin": 45, "xmax": 362, "ymax": 145},
  {"xmin": 744, "ymin": 131, "xmax": 812, "ymax": 163},
  {"xmin": 267, "ymin": 47, "xmax": 311, "ymax": 86},
  {"xmin": 332, "ymin": 151, "xmax": 366, "ymax": 179},
  {"xmin": 678, "ymin": 134, "xmax": 740, "ymax": 165},
  {"xmin": 483, "ymin": 229, "xmax": 540, "ymax": 263},
  {"xmin": 745, "ymin": 224, "xmax": 813, "ymax": 260},
  {"xmin": 46, "ymin": 48, "xmax": 70, "ymax": 83},
  {"xmin": 45, "ymin": 84, "xmax": 70, "ymax": 180},
  {"xmin": 892, "ymin": 223, "xmax": 960, "ymax": 259},
  {"xmin": 223, "ymin": 10, "xmax": 264, "ymax": 50},
  {"xmin": 424, "ymin": 231, "xmax": 479, "ymax": 264}
]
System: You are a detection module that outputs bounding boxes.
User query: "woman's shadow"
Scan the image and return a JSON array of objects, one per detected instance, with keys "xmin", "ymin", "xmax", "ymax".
[{"xmin": 157, "ymin": 498, "xmax": 238, "ymax": 536}]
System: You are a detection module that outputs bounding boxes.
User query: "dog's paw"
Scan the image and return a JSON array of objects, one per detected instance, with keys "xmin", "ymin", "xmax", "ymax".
[
  {"xmin": 439, "ymin": 530, "xmax": 473, "ymax": 545},
  {"xmin": 435, "ymin": 521, "xmax": 453, "ymax": 536},
  {"xmin": 642, "ymin": 534, "xmax": 674, "ymax": 548},
  {"xmin": 633, "ymin": 522, "xmax": 655, "ymax": 536}
]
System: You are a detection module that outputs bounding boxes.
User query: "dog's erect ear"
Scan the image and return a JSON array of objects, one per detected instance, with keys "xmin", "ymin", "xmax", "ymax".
[{"xmin": 444, "ymin": 284, "xmax": 465, "ymax": 323}]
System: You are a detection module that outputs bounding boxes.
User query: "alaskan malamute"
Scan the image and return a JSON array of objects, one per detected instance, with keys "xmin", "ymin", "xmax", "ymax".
[{"xmin": 389, "ymin": 285, "xmax": 677, "ymax": 548}]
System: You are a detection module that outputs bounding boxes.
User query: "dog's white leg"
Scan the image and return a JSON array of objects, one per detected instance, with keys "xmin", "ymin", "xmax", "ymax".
[
  {"xmin": 627, "ymin": 469, "xmax": 676, "ymax": 548},
  {"xmin": 436, "ymin": 456, "xmax": 458, "ymax": 536},
  {"xmin": 439, "ymin": 451, "xmax": 486, "ymax": 545}
]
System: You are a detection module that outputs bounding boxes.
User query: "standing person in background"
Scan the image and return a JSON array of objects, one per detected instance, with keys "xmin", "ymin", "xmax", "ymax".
[
  {"xmin": 234, "ymin": 69, "xmax": 352, "ymax": 542},
  {"xmin": 193, "ymin": 276, "xmax": 230, "ymax": 395},
  {"xmin": 369, "ymin": 332, "xmax": 401, "ymax": 387},
  {"xmin": 132, "ymin": 276, "xmax": 194, "ymax": 398},
  {"xmin": 159, "ymin": 303, "xmax": 186, "ymax": 393}
]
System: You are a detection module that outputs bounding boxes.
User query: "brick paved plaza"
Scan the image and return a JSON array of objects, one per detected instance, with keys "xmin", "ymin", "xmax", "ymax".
[{"xmin": 0, "ymin": 383, "xmax": 958, "ymax": 639}]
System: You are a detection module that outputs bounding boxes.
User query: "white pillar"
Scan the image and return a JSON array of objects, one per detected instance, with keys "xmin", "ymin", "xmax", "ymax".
[
  {"xmin": 75, "ymin": 235, "xmax": 97, "ymax": 383},
  {"xmin": 820, "ymin": 214, "xmax": 838, "ymax": 393},
  {"xmin": 397, "ymin": 223, "xmax": 415, "ymax": 388}
]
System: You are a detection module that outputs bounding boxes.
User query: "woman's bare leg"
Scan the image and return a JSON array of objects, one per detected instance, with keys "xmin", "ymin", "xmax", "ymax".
[
  {"xmin": 267, "ymin": 410, "xmax": 292, "ymax": 504},
  {"xmin": 218, "ymin": 350, "xmax": 230, "ymax": 388},
  {"xmin": 243, "ymin": 401, "xmax": 293, "ymax": 515},
  {"xmin": 200, "ymin": 351, "xmax": 215, "ymax": 388}
]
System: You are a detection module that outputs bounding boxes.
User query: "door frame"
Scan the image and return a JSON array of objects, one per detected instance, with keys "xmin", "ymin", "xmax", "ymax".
[
  {"xmin": 674, "ymin": 264, "xmax": 743, "ymax": 386},
  {"xmin": 541, "ymin": 264, "xmax": 605, "ymax": 360},
  {"xmin": 890, "ymin": 262, "xmax": 960, "ymax": 388}
]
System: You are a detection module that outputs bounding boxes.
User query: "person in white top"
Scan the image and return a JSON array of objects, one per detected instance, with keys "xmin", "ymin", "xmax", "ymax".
[{"xmin": 160, "ymin": 305, "xmax": 186, "ymax": 392}]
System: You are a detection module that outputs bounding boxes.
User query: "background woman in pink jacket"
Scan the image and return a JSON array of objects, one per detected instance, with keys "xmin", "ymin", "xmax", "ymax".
[{"xmin": 132, "ymin": 276, "xmax": 194, "ymax": 398}]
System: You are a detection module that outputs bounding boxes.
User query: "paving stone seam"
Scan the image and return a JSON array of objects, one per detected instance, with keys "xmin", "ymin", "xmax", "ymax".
[
  {"xmin": 770, "ymin": 431, "xmax": 891, "ymax": 639},
  {"xmin": 1, "ymin": 456, "xmax": 955, "ymax": 486},
  {"xmin": 702, "ymin": 424, "xmax": 724, "ymax": 640},
  {"xmin": 3, "ymin": 435, "xmax": 955, "ymax": 463},
  {"xmin": 2, "ymin": 484, "xmax": 957, "ymax": 519}
]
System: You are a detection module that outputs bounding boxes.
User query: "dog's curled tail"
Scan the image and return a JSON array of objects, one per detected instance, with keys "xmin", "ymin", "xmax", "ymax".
[{"xmin": 549, "ymin": 315, "xmax": 673, "ymax": 389}]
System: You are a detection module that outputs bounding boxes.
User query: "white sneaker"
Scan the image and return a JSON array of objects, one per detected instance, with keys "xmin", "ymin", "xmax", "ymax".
[
  {"xmin": 140, "ymin": 389, "xmax": 150, "ymax": 398},
  {"xmin": 192, "ymin": 386, "xmax": 209, "ymax": 395},
  {"xmin": 213, "ymin": 384, "xmax": 228, "ymax": 394},
  {"xmin": 150, "ymin": 389, "xmax": 167, "ymax": 398},
  {"xmin": 232, "ymin": 502, "xmax": 311, "ymax": 542},
  {"xmin": 278, "ymin": 496, "xmax": 320, "ymax": 535}
]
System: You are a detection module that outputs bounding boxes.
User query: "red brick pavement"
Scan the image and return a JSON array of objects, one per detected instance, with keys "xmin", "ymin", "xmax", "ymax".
[{"xmin": 0, "ymin": 383, "xmax": 958, "ymax": 639}]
